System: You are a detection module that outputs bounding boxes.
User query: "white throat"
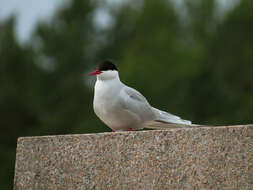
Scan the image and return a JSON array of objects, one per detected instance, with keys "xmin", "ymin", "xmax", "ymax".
[{"xmin": 97, "ymin": 70, "xmax": 120, "ymax": 81}]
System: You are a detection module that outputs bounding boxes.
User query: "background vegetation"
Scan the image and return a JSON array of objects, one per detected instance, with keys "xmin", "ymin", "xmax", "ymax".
[{"xmin": 1, "ymin": 0, "xmax": 253, "ymax": 188}]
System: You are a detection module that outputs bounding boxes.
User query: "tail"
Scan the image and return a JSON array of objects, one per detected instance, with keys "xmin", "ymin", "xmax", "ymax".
[{"xmin": 145, "ymin": 108, "xmax": 201, "ymax": 129}]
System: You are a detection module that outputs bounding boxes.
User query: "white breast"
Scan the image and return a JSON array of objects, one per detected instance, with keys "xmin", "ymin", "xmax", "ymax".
[{"xmin": 93, "ymin": 79, "xmax": 142, "ymax": 131}]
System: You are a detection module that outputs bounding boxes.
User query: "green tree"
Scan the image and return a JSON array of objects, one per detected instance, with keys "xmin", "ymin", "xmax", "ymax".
[
  {"xmin": 0, "ymin": 17, "xmax": 44, "ymax": 189},
  {"xmin": 188, "ymin": 0, "xmax": 253, "ymax": 124},
  {"xmin": 32, "ymin": 0, "xmax": 100, "ymax": 134}
]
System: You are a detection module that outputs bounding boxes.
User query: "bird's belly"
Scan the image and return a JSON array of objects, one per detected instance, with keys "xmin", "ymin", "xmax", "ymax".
[{"xmin": 94, "ymin": 101, "xmax": 141, "ymax": 131}]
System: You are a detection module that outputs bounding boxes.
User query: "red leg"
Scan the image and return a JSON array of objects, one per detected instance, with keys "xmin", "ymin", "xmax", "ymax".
[
  {"xmin": 127, "ymin": 128, "xmax": 133, "ymax": 131},
  {"xmin": 112, "ymin": 130, "xmax": 115, "ymax": 132}
]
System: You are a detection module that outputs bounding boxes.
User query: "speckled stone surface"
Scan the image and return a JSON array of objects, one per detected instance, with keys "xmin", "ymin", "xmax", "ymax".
[{"xmin": 14, "ymin": 125, "xmax": 253, "ymax": 190}]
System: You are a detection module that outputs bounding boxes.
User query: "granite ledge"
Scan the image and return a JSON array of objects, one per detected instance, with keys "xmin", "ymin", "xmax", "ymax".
[{"xmin": 14, "ymin": 125, "xmax": 253, "ymax": 190}]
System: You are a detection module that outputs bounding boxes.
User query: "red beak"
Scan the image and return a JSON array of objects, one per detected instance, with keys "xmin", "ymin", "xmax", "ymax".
[{"xmin": 89, "ymin": 69, "xmax": 102, "ymax": 76}]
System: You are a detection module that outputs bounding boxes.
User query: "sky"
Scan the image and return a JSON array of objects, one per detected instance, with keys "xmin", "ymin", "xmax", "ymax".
[
  {"xmin": 0, "ymin": 0, "xmax": 239, "ymax": 43},
  {"xmin": 0, "ymin": 0, "xmax": 67, "ymax": 42}
]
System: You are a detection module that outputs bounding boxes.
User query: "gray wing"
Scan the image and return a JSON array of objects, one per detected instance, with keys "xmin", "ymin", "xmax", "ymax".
[{"xmin": 119, "ymin": 86, "xmax": 156, "ymax": 122}]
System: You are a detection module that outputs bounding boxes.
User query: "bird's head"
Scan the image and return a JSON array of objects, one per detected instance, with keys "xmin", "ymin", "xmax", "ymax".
[{"xmin": 89, "ymin": 60, "xmax": 119, "ymax": 80}]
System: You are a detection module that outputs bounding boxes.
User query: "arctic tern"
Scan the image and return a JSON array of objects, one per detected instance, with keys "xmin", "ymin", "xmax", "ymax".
[{"xmin": 90, "ymin": 60, "xmax": 193, "ymax": 132}]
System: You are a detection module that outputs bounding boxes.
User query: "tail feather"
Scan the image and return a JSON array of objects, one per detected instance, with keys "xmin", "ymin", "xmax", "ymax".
[
  {"xmin": 152, "ymin": 107, "xmax": 192, "ymax": 125},
  {"xmin": 144, "ymin": 107, "xmax": 204, "ymax": 129},
  {"xmin": 145, "ymin": 120, "xmax": 204, "ymax": 129}
]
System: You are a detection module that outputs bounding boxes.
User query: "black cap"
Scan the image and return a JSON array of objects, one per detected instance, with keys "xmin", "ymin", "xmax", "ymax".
[{"xmin": 98, "ymin": 60, "xmax": 118, "ymax": 71}]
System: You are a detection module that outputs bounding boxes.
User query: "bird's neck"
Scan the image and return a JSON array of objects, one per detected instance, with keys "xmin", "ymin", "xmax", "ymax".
[
  {"xmin": 94, "ymin": 76, "xmax": 123, "ymax": 101},
  {"xmin": 96, "ymin": 75, "xmax": 122, "ymax": 88},
  {"xmin": 97, "ymin": 70, "xmax": 120, "ymax": 81}
]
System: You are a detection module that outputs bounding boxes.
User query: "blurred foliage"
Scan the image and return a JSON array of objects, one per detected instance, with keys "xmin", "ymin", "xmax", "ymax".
[{"xmin": 0, "ymin": 0, "xmax": 253, "ymax": 188}]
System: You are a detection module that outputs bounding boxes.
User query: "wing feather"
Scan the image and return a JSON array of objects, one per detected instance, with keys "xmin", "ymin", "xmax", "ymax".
[{"xmin": 119, "ymin": 87, "xmax": 156, "ymax": 122}]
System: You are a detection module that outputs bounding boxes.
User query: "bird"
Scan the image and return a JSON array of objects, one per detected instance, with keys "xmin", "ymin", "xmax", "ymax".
[{"xmin": 90, "ymin": 60, "xmax": 194, "ymax": 132}]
